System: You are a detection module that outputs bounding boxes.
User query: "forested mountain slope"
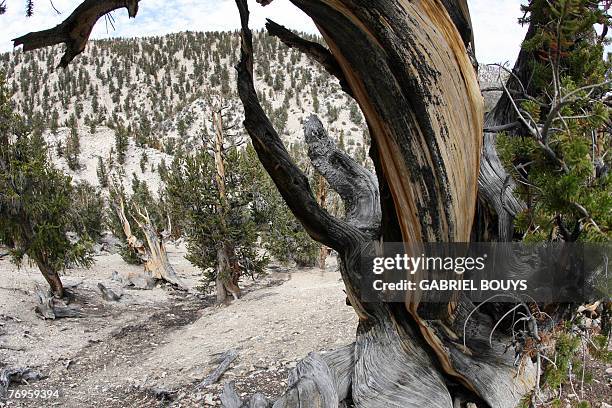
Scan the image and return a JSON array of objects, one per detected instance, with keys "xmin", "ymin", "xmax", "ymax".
[{"xmin": 1, "ymin": 30, "xmax": 501, "ymax": 191}]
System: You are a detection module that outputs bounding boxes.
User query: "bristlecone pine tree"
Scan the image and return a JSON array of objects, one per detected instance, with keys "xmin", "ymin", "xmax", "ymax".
[
  {"xmin": 9, "ymin": 0, "xmax": 611, "ymax": 406},
  {"xmin": 165, "ymin": 105, "xmax": 267, "ymax": 303},
  {"xmin": 0, "ymin": 74, "xmax": 94, "ymax": 298},
  {"xmin": 496, "ymin": 0, "xmax": 611, "ymax": 243}
]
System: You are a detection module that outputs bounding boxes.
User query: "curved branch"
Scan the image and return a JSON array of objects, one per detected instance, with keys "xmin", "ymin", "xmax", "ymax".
[
  {"xmin": 236, "ymin": 0, "xmax": 364, "ymax": 253},
  {"xmin": 304, "ymin": 115, "xmax": 380, "ymax": 233},
  {"xmin": 13, "ymin": 0, "xmax": 139, "ymax": 68},
  {"xmin": 483, "ymin": 121, "xmax": 520, "ymax": 133},
  {"xmin": 265, "ymin": 19, "xmax": 353, "ymax": 97}
]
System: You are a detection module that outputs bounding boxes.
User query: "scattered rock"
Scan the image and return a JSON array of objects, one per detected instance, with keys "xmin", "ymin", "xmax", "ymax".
[
  {"xmin": 148, "ymin": 386, "xmax": 177, "ymax": 401},
  {"xmin": 34, "ymin": 291, "xmax": 85, "ymax": 320},
  {"xmin": 253, "ymin": 361, "xmax": 268, "ymax": 370},
  {"xmin": 0, "ymin": 367, "xmax": 46, "ymax": 398},
  {"xmin": 111, "ymin": 270, "xmax": 156, "ymax": 290},
  {"xmin": 97, "ymin": 283, "xmax": 122, "ymax": 301}
]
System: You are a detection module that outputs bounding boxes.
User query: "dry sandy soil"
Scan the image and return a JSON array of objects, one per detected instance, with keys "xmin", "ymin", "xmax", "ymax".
[{"xmin": 0, "ymin": 245, "xmax": 357, "ymax": 407}]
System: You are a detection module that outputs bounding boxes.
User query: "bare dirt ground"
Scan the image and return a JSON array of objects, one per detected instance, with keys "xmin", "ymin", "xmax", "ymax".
[{"xmin": 0, "ymin": 246, "xmax": 357, "ymax": 407}]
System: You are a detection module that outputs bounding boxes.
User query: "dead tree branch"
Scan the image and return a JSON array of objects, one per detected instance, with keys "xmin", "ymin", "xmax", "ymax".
[
  {"xmin": 236, "ymin": 0, "xmax": 365, "ymax": 253},
  {"xmin": 197, "ymin": 349, "xmax": 239, "ymax": 388},
  {"xmin": 265, "ymin": 19, "xmax": 353, "ymax": 97},
  {"xmin": 13, "ymin": 0, "xmax": 139, "ymax": 68},
  {"xmin": 304, "ymin": 115, "xmax": 380, "ymax": 232},
  {"xmin": 483, "ymin": 121, "xmax": 521, "ymax": 133}
]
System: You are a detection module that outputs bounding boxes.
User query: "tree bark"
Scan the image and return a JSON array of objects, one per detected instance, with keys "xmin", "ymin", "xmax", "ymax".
[
  {"xmin": 216, "ymin": 243, "xmax": 241, "ymax": 304},
  {"xmin": 35, "ymin": 259, "xmax": 64, "ymax": 298}
]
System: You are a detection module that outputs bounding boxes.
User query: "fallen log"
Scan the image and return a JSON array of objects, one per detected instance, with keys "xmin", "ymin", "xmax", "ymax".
[{"xmin": 198, "ymin": 349, "xmax": 239, "ymax": 388}]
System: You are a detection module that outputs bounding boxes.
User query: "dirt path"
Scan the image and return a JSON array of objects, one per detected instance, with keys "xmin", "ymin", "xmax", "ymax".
[{"xmin": 0, "ymin": 248, "xmax": 357, "ymax": 407}]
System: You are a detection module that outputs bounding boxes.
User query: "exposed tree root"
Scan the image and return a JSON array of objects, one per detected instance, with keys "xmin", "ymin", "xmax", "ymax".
[{"xmin": 34, "ymin": 290, "xmax": 85, "ymax": 320}]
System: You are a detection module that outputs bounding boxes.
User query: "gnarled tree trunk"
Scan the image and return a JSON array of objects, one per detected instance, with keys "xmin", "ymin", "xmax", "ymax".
[
  {"xmin": 212, "ymin": 107, "xmax": 243, "ymax": 303},
  {"xmin": 216, "ymin": 242, "xmax": 241, "ymax": 304},
  {"xmin": 114, "ymin": 196, "xmax": 186, "ymax": 289},
  {"xmin": 232, "ymin": 1, "xmax": 536, "ymax": 406}
]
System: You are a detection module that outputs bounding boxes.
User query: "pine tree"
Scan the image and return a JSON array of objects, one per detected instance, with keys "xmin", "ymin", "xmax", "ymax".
[
  {"xmin": 311, "ymin": 85, "xmax": 319, "ymax": 113},
  {"xmin": 49, "ymin": 109, "xmax": 59, "ymax": 134},
  {"xmin": 165, "ymin": 114, "xmax": 267, "ymax": 302},
  {"xmin": 0, "ymin": 75, "xmax": 93, "ymax": 297},
  {"xmin": 349, "ymin": 101, "xmax": 363, "ymax": 125},
  {"xmin": 70, "ymin": 181, "xmax": 105, "ymax": 242},
  {"xmin": 114, "ymin": 124, "xmax": 129, "ymax": 165},
  {"xmin": 96, "ymin": 156, "xmax": 109, "ymax": 188},
  {"xmin": 498, "ymin": 0, "xmax": 611, "ymax": 242},
  {"xmin": 139, "ymin": 151, "xmax": 148, "ymax": 173},
  {"xmin": 65, "ymin": 114, "xmax": 81, "ymax": 170},
  {"xmin": 240, "ymin": 144, "xmax": 319, "ymax": 267}
]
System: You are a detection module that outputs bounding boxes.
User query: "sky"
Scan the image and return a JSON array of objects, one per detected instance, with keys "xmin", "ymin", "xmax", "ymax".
[{"xmin": 1, "ymin": 0, "xmax": 530, "ymax": 63}]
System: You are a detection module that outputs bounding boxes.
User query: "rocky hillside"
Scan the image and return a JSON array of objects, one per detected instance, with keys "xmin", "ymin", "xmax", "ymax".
[{"xmin": 1, "ymin": 30, "xmax": 502, "ymax": 192}]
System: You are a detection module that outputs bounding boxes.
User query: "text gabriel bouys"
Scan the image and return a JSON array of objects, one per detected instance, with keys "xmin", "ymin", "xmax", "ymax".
[{"xmin": 372, "ymin": 279, "xmax": 528, "ymax": 291}]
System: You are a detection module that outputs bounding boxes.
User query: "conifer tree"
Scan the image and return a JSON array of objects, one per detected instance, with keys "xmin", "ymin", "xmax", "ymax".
[
  {"xmin": 0, "ymin": 75, "xmax": 93, "ymax": 298},
  {"xmin": 65, "ymin": 114, "xmax": 81, "ymax": 170},
  {"xmin": 96, "ymin": 156, "xmax": 109, "ymax": 188},
  {"xmin": 114, "ymin": 124, "xmax": 129, "ymax": 165},
  {"xmin": 497, "ymin": 0, "xmax": 611, "ymax": 242},
  {"xmin": 240, "ymin": 144, "xmax": 319, "ymax": 267},
  {"xmin": 71, "ymin": 181, "xmax": 105, "ymax": 242},
  {"xmin": 165, "ymin": 108, "xmax": 266, "ymax": 303}
]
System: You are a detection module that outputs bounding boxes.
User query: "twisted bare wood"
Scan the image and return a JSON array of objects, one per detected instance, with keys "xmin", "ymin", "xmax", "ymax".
[{"xmin": 13, "ymin": 0, "xmax": 139, "ymax": 68}]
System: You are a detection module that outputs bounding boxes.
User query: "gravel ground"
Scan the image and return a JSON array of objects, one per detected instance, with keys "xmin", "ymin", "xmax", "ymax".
[{"xmin": 0, "ymin": 248, "xmax": 357, "ymax": 407}]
